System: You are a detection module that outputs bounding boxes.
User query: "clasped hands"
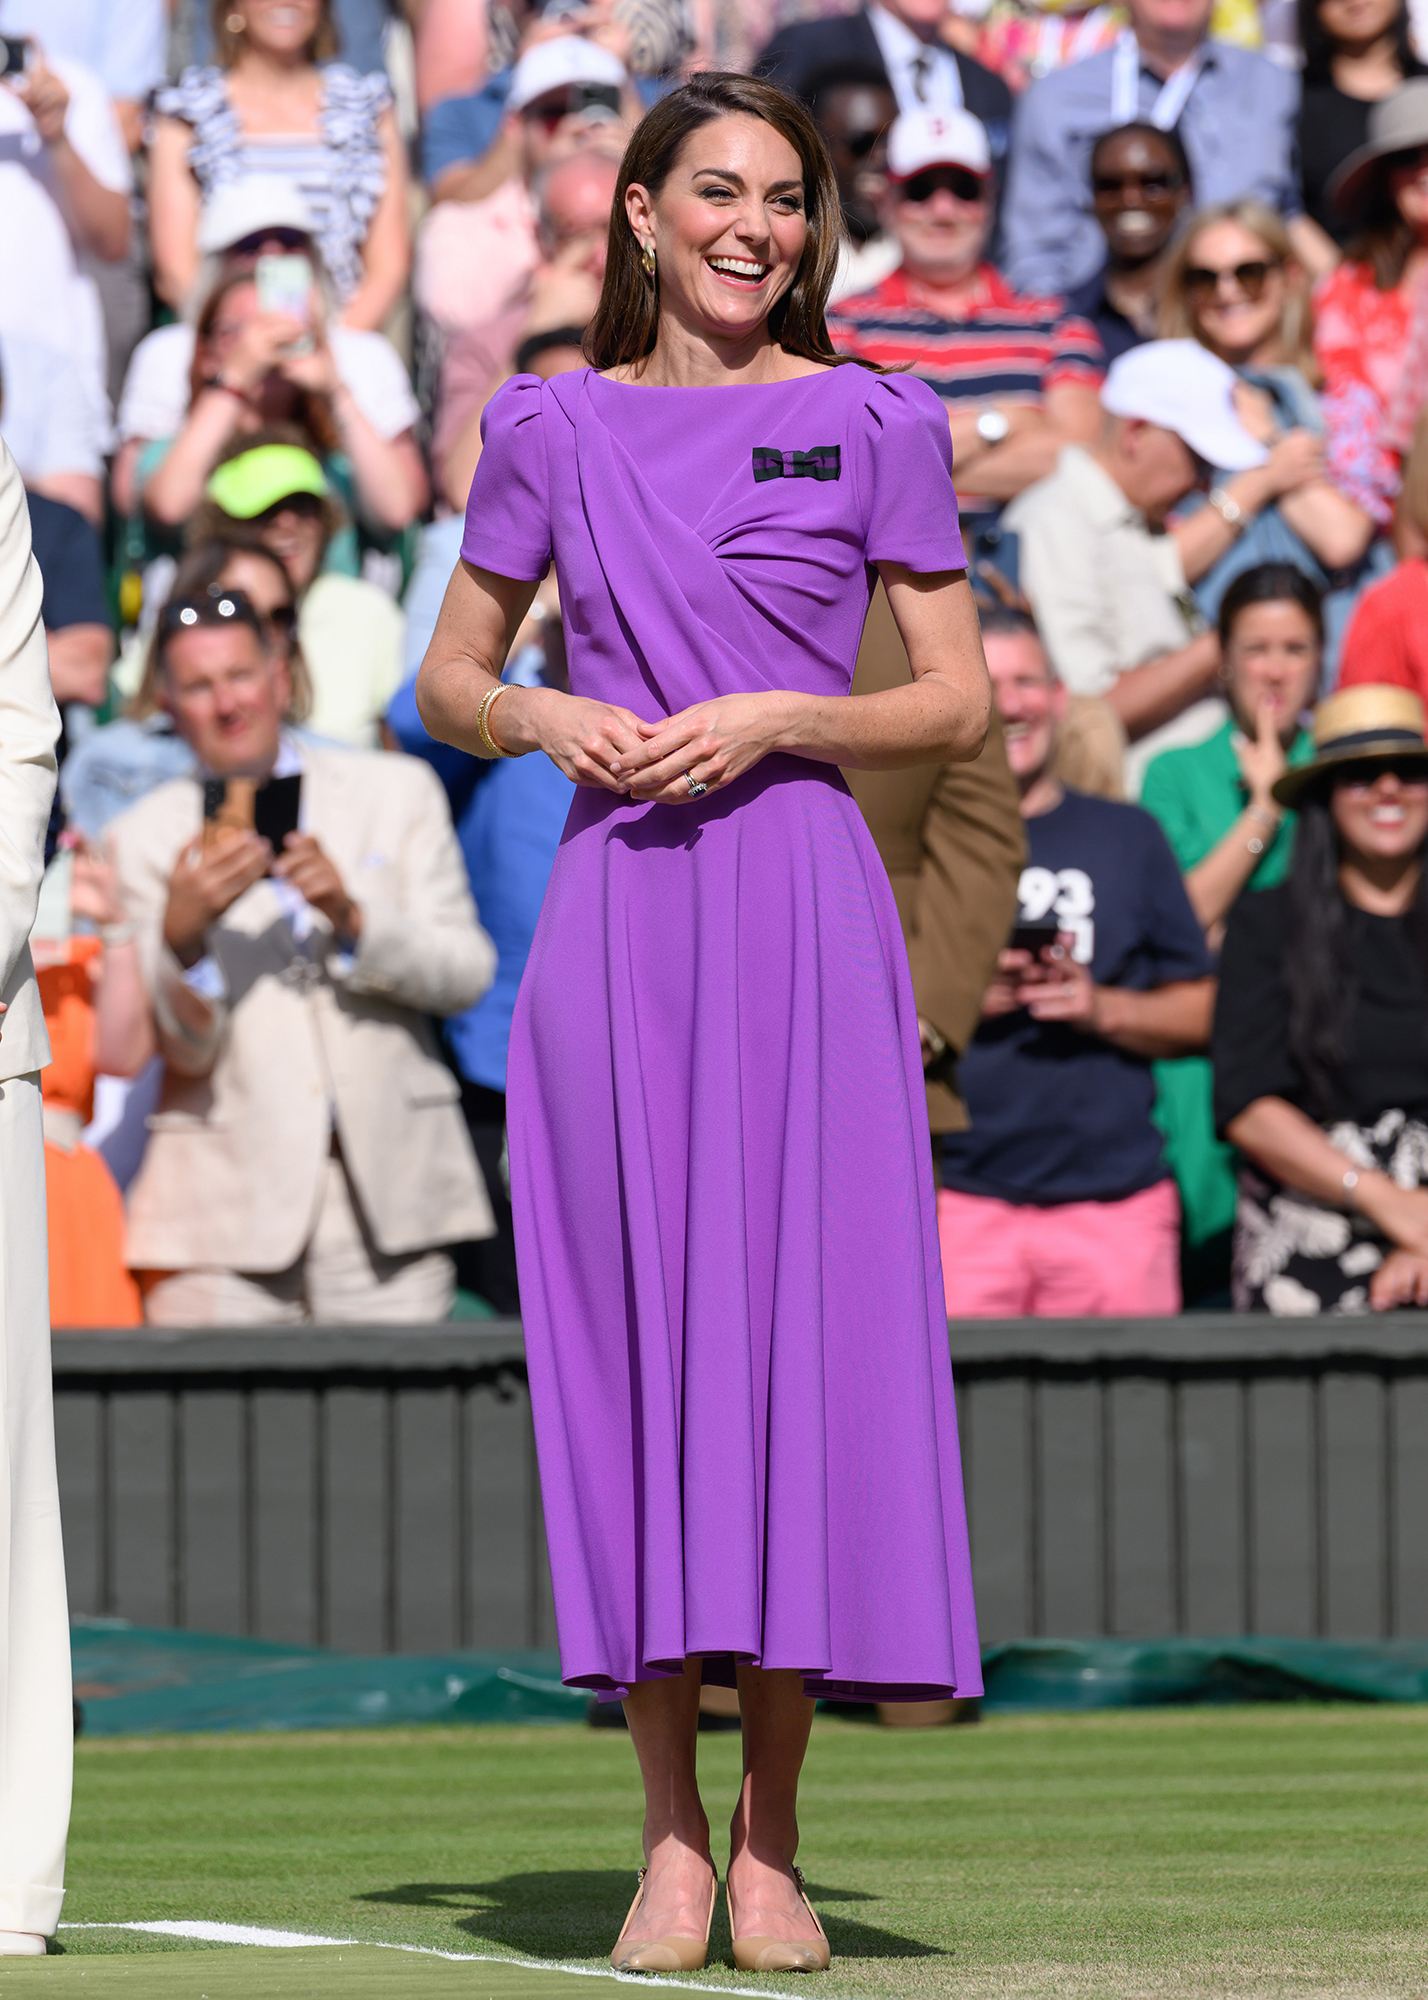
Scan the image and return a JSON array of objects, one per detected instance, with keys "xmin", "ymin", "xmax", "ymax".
[
  {"xmin": 163, "ymin": 831, "xmax": 360, "ymax": 970},
  {"xmin": 510, "ymin": 688, "xmax": 789, "ymax": 804},
  {"xmin": 981, "ymin": 938, "xmax": 1102, "ymax": 1032}
]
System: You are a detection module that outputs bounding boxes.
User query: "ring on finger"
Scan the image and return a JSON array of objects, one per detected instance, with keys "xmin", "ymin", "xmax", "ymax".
[{"xmin": 685, "ymin": 773, "xmax": 709, "ymax": 798}]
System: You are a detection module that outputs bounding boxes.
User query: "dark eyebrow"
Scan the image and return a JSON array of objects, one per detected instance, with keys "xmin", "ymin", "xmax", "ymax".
[{"xmin": 691, "ymin": 167, "xmax": 805, "ymax": 194}]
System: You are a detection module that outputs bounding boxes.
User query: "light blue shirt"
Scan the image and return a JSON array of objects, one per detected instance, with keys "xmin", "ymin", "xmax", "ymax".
[
  {"xmin": 1, "ymin": 0, "xmax": 164, "ymax": 99},
  {"xmin": 1001, "ymin": 38, "xmax": 1301, "ymax": 299}
]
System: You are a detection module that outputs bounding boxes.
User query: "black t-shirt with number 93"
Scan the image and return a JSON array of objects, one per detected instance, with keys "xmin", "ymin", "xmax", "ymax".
[{"xmin": 940, "ymin": 789, "xmax": 1212, "ymax": 1206}]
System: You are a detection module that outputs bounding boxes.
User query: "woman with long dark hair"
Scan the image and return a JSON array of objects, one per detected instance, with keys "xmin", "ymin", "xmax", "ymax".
[
  {"xmin": 1298, "ymin": 0, "xmax": 1426, "ymax": 246},
  {"xmin": 1213, "ymin": 683, "xmax": 1428, "ymax": 1313},
  {"xmin": 418, "ymin": 69, "xmax": 988, "ymax": 1974}
]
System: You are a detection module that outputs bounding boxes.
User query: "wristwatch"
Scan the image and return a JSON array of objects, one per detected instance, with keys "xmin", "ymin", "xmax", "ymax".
[
  {"xmin": 976, "ymin": 409, "xmax": 1011, "ymax": 447},
  {"xmin": 1208, "ymin": 484, "xmax": 1244, "ymax": 530}
]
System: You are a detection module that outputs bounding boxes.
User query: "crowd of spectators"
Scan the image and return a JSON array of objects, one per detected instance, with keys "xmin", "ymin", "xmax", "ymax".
[{"xmin": 19, "ymin": 0, "xmax": 1428, "ymax": 1326}]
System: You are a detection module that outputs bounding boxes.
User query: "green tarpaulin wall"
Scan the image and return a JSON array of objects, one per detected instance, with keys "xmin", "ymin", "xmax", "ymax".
[{"xmin": 71, "ymin": 1621, "xmax": 1428, "ymax": 1735}]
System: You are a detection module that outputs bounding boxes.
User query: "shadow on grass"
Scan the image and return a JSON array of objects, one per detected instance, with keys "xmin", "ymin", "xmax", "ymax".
[{"xmin": 358, "ymin": 1876, "xmax": 948, "ymax": 1961}]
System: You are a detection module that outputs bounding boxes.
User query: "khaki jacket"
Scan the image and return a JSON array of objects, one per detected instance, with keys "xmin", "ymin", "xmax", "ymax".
[
  {"xmin": 0, "ymin": 445, "xmax": 59, "ymax": 1083},
  {"xmin": 843, "ymin": 585, "xmax": 1025, "ymax": 1133},
  {"xmin": 111, "ymin": 745, "xmax": 496, "ymax": 1272}
]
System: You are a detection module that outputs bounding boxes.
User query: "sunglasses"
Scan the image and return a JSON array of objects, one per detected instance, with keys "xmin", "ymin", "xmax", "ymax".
[
  {"xmin": 842, "ymin": 126, "xmax": 887, "ymax": 160},
  {"xmin": 898, "ymin": 165, "xmax": 986, "ymax": 205},
  {"xmin": 158, "ymin": 585, "xmax": 293, "ymax": 652},
  {"xmin": 1334, "ymin": 758, "xmax": 1428, "ymax": 791},
  {"xmin": 1183, "ymin": 258, "xmax": 1279, "ymax": 302},
  {"xmin": 1092, "ymin": 170, "xmax": 1184, "ymax": 198},
  {"xmin": 522, "ymin": 81, "xmax": 622, "ymax": 129}
]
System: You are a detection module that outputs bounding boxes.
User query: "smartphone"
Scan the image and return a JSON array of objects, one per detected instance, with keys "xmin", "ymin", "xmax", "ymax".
[
  {"xmin": 253, "ymin": 773, "xmax": 302, "ymax": 852},
  {"xmin": 255, "ymin": 252, "xmax": 315, "ymax": 354},
  {"xmin": 0, "ymin": 37, "xmax": 30, "ymax": 78},
  {"xmin": 1008, "ymin": 920, "xmax": 1062, "ymax": 955},
  {"xmin": 202, "ymin": 775, "xmax": 301, "ymax": 863}
]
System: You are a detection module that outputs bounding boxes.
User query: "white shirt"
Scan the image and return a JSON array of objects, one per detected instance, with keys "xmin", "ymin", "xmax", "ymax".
[
  {"xmin": 0, "ymin": 0, "xmax": 165, "ymax": 99},
  {"xmin": 866, "ymin": 4, "xmax": 965, "ymax": 114},
  {"xmin": 0, "ymin": 56, "xmax": 129, "ymax": 442},
  {"xmin": 117, "ymin": 322, "xmax": 421, "ymax": 445},
  {"xmin": 0, "ymin": 329, "xmax": 104, "ymax": 479}
]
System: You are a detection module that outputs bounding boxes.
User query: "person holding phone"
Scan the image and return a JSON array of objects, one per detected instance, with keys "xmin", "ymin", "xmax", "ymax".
[
  {"xmin": 937, "ymin": 606, "xmax": 1215, "ymax": 1316},
  {"xmin": 106, "ymin": 586, "xmax": 497, "ymax": 1325}
]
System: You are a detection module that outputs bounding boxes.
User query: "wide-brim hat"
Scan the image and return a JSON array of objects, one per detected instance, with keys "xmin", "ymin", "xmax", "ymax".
[
  {"xmin": 1272, "ymin": 683, "xmax": 1428, "ymax": 808},
  {"xmin": 1328, "ymin": 80, "xmax": 1428, "ymax": 221}
]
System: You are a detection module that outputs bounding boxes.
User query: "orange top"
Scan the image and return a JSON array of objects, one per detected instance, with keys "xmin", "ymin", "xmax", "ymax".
[{"xmin": 37, "ymin": 934, "xmax": 103, "ymax": 1122}]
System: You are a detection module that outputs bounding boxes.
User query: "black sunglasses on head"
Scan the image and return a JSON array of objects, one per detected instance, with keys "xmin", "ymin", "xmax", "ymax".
[
  {"xmin": 898, "ymin": 164, "xmax": 986, "ymax": 206},
  {"xmin": 1183, "ymin": 258, "xmax": 1279, "ymax": 302},
  {"xmin": 229, "ymin": 225, "xmax": 311, "ymax": 257},
  {"xmin": 157, "ymin": 584, "xmax": 292, "ymax": 655}
]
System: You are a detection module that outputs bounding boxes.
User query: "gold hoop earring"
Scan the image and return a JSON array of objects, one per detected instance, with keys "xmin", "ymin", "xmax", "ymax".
[
  {"xmin": 225, "ymin": 12, "xmax": 246, "ymax": 32},
  {"xmin": 641, "ymin": 240, "xmax": 656, "ymax": 276}
]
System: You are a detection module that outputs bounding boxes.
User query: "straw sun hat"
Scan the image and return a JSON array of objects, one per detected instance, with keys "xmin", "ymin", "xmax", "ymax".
[{"xmin": 1271, "ymin": 684, "xmax": 1428, "ymax": 809}]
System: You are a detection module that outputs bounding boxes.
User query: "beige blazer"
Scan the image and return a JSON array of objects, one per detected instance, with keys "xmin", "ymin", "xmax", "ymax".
[
  {"xmin": 110, "ymin": 744, "xmax": 497, "ymax": 1273},
  {"xmin": 0, "ymin": 443, "xmax": 59, "ymax": 1084}
]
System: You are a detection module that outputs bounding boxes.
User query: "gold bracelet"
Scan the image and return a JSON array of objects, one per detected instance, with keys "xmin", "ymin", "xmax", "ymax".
[{"xmin": 477, "ymin": 682, "xmax": 514, "ymax": 757}]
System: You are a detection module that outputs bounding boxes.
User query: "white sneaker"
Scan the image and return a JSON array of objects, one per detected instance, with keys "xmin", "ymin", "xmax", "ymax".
[{"xmin": 0, "ymin": 1932, "xmax": 45, "ymax": 1955}]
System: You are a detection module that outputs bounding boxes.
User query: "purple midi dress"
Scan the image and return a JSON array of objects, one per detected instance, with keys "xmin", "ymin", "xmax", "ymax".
[{"xmin": 460, "ymin": 362, "xmax": 982, "ymax": 1701}]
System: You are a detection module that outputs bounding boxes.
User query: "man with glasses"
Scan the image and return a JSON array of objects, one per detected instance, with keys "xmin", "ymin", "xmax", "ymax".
[
  {"xmin": 805, "ymin": 62, "xmax": 902, "ymax": 305},
  {"xmin": 828, "ymin": 107, "xmax": 1105, "ymax": 567},
  {"xmin": 1005, "ymin": 339, "xmax": 1275, "ymax": 789},
  {"xmin": 108, "ymin": 585, "xmax": 497, "ymax": 1325},
  {"xmin": 1000, "ymin": 0, "xmax": 1303, "ymax": 299}
]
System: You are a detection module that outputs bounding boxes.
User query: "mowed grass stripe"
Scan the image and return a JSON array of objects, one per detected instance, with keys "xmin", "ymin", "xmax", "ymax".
[{"xmin": 57, "ymin": 1708, "xmax": 1428, "ymax": 1998}]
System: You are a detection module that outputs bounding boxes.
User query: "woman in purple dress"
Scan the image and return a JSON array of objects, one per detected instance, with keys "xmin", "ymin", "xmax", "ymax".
[{"xmin": 417, "ymin": 70, "xmax": 988, "ymax": 1977}]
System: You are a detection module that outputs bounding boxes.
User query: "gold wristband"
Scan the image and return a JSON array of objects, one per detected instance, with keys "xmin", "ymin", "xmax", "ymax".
[{"xmin": 477, "ymin": 681, "xmax": 514, "ymax": 758}]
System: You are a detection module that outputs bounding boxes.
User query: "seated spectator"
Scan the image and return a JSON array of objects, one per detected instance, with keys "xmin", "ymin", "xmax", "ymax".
[
  {"xmin": 437, "ymin": 146, "xmax": 619, "ymax": 509},
  {"xmin": 999, "ymin": 0, "xmax": 1302, "ymax": 300},
  {"xmin": 0, "ymin": 42, "xmax": 129, "ymax": 452},
  {"xmin": 805, "ymin": 63, "xmax": 901, "ymax": 305},
  {"xmin": 0, "ymin": 334, "xmax": 106, "ymax": 528},
  {"xmin": 133, "ymin": 263, "xmax": 428, "ymax": 548},
  {"xmin": 189, "ymin": 438, "xmax": 405, "ymax": 748},
  {"xmin": 757, "ymin": 0, "xmax": 1012, "ymax": 175},
  {"xmin": 149, "ymin": 0, "xmax": 410, "ymax": 330},
  {"xmin": 416, "ymin": 38, "xmax": 630, "ymax": 481},
  {"xmin": 109, "ymin": 588, "xmax": 497, "ymax": 1325},
  {"xmin": 176, "ymin": 0, "xmax": 394, "ymax": 74},
  {"xmin": 66, "ymin": 535, "xmax": 311, "ymax": 839},
  {"xmin": 113, "ymin": 179, "xmax": 422, "ymax": 523},
  {"xmin": 1340, "ymin": 406, "xmax": 1428, "ymax": 697},
  {"xmin": 31, "ymin": 838, "xmax": 150, "ymax": 1328},
  {"xmin": 1214, "ymin": 684, "xmax": 1428, "ymax": 1313},
  {"xmin": 937, "ymin": 607, "xmax": 1214, "ymax": 1318},
  {"xmin": 1065, "ymin": 122, "xmax": 1193, "ymax": 366},
  {"xmin": 828, "ymin": 108, "xmax": 1104, "ymax": 556},
  {"xmin": 1315, "ymin": 82, "xmax": 1428, "ymax": 535},
  {"xmin": 1141, "ymin": 562, "xmax": 1322, "ymax": 1300},
  {"xmin": 1160, "ymin": 199, "xmax": 1379, "ymax": 650},
  {"xmin": 1299, "ymin": 0, "xmax": 1426, "ymax": 250},
  {"xmin": 1006, "ymin": 340, "xmax": 1303, "ymax": 789},
  {"xmin": 417, "ymin": 0, "xmax": 689, "ymax": 175}
]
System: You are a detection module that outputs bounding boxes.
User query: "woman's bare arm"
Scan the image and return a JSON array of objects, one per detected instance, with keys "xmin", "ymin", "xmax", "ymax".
[
  {"xmin": 147, "ymin": 116, "xmax": 202, "ymax": 310},
  {"xmin": 339, "ymin": 109, "xmax": 412, "ymax": 332}
]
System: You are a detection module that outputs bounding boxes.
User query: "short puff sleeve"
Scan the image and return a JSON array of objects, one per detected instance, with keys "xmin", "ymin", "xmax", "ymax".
[
  {"xmin": 460, "ymin": 376, "xmax": 553, "ymax": 582},
  {"xmin": 852, "ymin": 372, "xmax": 966, "ymax": 575}
]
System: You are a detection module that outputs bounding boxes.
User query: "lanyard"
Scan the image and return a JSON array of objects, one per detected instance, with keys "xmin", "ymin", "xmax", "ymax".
[{"xmin": 1110, "ymin": 27, "xmax": 1205, "ymax": 128}]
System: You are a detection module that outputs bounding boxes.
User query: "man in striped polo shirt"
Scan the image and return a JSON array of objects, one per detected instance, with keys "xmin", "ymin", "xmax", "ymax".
[{"xmin": 827, "ymin": 107, "xmax": 1106, "ymax": 566}]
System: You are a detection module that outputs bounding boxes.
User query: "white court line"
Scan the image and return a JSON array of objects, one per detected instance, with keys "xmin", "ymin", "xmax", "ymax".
[{"xmin": 59, "ymin": 1921, "xmax": 822, "ymax": 1994}]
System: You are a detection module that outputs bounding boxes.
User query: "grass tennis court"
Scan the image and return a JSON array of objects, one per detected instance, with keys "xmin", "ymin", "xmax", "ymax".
[{"xmin": 17, "ymin": 1706, "xmax": 1428, "ymax": 1999}]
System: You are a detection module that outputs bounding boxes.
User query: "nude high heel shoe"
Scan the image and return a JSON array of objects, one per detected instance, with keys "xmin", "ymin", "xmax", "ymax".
[
  {"xmin": 729, "ymin": 1866, "xmax": 832, "ymax": 1973},
  {"xmin": 609, "ymin": 1865, "xmax": 718, "ymax": 1973}
]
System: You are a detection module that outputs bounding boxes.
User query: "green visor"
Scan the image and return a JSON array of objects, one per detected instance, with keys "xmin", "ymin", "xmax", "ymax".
[{"xmin": 207, "ymin": 443, "xmax": 330, "ymax": 519}]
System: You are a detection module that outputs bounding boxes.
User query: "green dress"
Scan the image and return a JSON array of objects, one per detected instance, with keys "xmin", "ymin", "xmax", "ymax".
[{"xmin": 1139, "ymin": 719, "xmax": 1315, "ymax": 1297}]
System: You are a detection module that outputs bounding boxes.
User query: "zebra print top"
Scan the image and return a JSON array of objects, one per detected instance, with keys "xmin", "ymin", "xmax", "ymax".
[{"xmin": 157, "ymin": 64, "xmax": 391, "ymax": 303}]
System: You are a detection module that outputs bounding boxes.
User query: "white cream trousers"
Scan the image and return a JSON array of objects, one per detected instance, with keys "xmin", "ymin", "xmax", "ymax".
[{"xmin": 0, "ymin": 1073, "xmax": 70, "ymax": 1934}]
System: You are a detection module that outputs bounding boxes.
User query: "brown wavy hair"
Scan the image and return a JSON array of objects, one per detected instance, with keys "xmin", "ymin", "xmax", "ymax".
[
  {"xmin": 213, "ymin": 0, "xmax": 338, "ymax": 66},
  {"xmin": 585, "ymin": 70, "xmax": 857, "ymax": 374}
]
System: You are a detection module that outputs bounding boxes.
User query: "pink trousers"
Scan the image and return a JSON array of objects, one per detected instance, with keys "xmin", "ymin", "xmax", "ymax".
[{"xmin": 937, "ymin": 1178, "xmax": 1182, "ymax": 1319}]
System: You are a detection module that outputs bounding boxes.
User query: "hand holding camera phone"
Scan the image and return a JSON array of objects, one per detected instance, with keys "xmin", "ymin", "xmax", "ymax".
[{"xmin": 255, "ymin": 253, "xmax": 315, "ymax": 356}]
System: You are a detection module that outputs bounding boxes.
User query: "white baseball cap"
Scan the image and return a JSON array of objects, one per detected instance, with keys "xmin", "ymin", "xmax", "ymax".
[
  {"xmin": 886, "ymin": 107, "xmax": 991, "ymax": 182},
  {"xmin": 197, "ymin": 176, "xmax": 315, "ymax": 254},
  {"xmin": 508, "ymin": 36, "xmax": 628, "ymax": 114},
  {"xmin": 1101, "ymin": 339, "xmax": 1269, "ymax": 472}
]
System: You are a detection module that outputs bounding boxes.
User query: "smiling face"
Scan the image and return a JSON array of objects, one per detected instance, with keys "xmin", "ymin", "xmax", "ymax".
[
  {"xmin": 885, "ymin": 165, "xmax": 991, "ymax": 286},
  {"xmin": 1091, "ymin": 129, "xmax": 1189, "ymax": 265},
  {"xmin": 625, "ymin": 114, "xmax": 810, "ymax": 347},
  {"xmin": 254, "ymin": 494, "xmax": 327, "ymax": 591},
  {"xmin": 1331, "ymin": 765, "xmax": 1428, "ymax": 864},
  {"xmin": 1223, "ymin": 598, "xmax": 1321, "ymax": 743},
  {"xmin": 986, "ymin": 629, "xmax": 1066, "ymax": 794},
  {"xmin": 1318, "ymin": 0, "xmax": 1401, "ymax": 47},
  {"xmin": 1182, "ymin": 217, "xmax": 1287, "ymax": 365},
  {"xmin": 160, "ymin": 624, "xmax": 291, "ymax": 776},
  {"xmin": 1389, "ymin": 146, "xmax": 1428, "ymax": 234},
  {"xmin": 233, "ymin": 0, "xmax": 324, "ymax": 60}
]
